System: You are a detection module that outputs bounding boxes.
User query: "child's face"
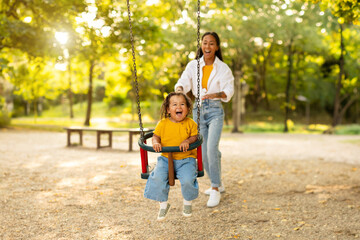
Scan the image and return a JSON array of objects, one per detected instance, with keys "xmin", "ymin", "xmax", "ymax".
[{"xmin": 167, "ymin": 95, "xmax": 189, "ymax": 123}]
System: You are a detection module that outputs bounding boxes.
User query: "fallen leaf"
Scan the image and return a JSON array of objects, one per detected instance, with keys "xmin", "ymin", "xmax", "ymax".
[{"xmin": 305, "ymin": 184, "xmax": 352, "ymax": 194}]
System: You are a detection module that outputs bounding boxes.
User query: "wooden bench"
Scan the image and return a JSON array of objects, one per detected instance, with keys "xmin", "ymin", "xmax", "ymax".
[{"xmin": 64, "ymin": 127, "xmax": 153, "ymax": 151}]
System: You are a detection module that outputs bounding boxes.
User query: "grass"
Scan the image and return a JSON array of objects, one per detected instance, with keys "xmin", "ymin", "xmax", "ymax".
[
  {"xmin": 8, "ymin": 101, "xmax": 360, "ymax": 135},
  {"xmin": 334, "ymin": 124, "xmax": 360, "ymax": 135},
  {"xmin": 223, "ymin": 122, "xmax": 332, "ymax": 134}
]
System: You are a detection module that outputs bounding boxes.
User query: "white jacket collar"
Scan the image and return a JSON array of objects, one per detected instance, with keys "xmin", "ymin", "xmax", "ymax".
[{"xmin": 199, "ymin": 56, "xmax": 220, "ymax": 66}]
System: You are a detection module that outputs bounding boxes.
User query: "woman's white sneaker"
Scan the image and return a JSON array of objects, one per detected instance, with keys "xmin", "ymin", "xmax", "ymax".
[
  {"xmin": 207, "ymin": 190, "xmax": 221, "ymax": 207},
  {"xmin": 204, "ymin": 185, "xmax": 225, "ymax": 195}
]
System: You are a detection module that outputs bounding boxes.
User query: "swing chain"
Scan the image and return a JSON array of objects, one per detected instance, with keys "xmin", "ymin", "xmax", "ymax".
[
  {"xmin": 196, "ymin": 0, "xmax": 201, "ymax": 139},
  {"xmin": 127, "ymin": 0, "xmax": 200, "ymax": 139},
  {"xmin": 126, "ymin": 0, "xmax": 144, "ymax": 137}
]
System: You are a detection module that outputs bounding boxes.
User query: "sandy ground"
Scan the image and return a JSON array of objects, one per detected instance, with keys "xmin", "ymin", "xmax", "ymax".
[{"xmin": 0, "ymin": 128, "xmax": 360, "ymax": 240}]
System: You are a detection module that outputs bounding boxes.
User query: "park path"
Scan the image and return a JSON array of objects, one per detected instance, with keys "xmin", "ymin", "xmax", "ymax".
[{"xmin": 0, "ymin": 129, "xmax": 360, "ymax": 239}]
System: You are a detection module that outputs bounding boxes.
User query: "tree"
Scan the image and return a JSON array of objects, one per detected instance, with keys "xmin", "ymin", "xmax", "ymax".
[
  {"xmin": 4, "ymin": 55, "xmax": 58, "ymax": 119},
  {"xmin": 0, "ymin": 0, "xmax": 87, "ymax": 118},
  {"xmin": 273, "ymin": 0, "xmax": 326, "ymax": 132},
  {"xmin": 310, "ymin": 0, "xmax": 360, "ymax": 126}
]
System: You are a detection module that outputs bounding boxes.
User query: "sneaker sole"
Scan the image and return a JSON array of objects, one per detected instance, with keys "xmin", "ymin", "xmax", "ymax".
[
  {"xmin": 183, "ymin": 212, "xmax": 192, "ymax": 217},
  {"xmin": 157, "ymin": 205, "xmax": 171, "ymax": 221},
  {"xmin": 207, "ymin": 202, "xmax": 220, "ymax": 208}
]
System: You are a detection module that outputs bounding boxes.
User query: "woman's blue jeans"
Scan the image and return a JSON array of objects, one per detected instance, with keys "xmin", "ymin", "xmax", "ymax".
[
  {"xmin": 144, "ymin": 156, "xmax": 199, "ymax": 202},
  {"xmin": 193, "ymin": 99, "xmax": 224, "ymax": 188}
]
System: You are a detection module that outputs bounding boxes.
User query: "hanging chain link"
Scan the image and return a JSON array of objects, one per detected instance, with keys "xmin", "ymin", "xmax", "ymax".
[
  {"xmin": 196, "ymin": 0, "xmax": 201, "ymax": 139},
  {"xmin": 127, "ymin": 0, "xmax": 200, "ymax": 139},
  {"xmin": 126, "ymin": 0, "xmax": 144, "ymax": 137}
]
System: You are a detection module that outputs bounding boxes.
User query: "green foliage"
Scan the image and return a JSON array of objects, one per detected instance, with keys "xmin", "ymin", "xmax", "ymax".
[
  {"xmin": 312, "ymin": 0, "xmax": 360, "ymax": 24},
  {"xmin": 0, "ymin": 109, "xmax": 11, "ymax": 127},
  {"xmin": 0, "ymin": 96, "xmax": 11, "ymax": 127},
  {"xmin": 335, "ymin": 124, "xmax": 360, "ymax": 135},
  {"xmin": 0, "ymin": 0, "xmax": 358, "ymax": 128}
]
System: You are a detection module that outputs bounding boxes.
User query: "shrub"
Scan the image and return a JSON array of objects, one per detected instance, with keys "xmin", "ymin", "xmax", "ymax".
[{"xmin": 0, "ymin": 110, "xmax": 11, "ymax": 128}]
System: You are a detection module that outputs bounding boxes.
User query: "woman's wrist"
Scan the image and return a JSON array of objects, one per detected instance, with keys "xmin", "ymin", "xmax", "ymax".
[{"xmin": 216, "ymin": 92, "xmax": 226, "ymax": 99}]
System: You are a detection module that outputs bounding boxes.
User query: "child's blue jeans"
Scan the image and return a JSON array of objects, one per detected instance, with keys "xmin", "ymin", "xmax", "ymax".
[{"xmin": 144, "ymin": 156, "xmax": 199, "ymax": 202}]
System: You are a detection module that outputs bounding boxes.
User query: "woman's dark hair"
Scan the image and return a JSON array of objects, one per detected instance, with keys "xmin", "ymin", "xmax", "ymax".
[
  {"xmin": 196, "ymin": 31, "xmax": 223, "ymax": 61},
  {"xmin": 160, "ymin": 92, "xmax": 192, "ymax": 119}
]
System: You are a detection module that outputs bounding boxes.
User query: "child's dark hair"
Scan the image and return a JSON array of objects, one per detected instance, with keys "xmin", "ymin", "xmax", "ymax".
[{"xmin": 160, "ymin": 92, "xmax": 192, "ymax": 119}]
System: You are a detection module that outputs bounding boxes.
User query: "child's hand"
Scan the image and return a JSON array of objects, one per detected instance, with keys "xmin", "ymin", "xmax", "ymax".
[
  {"xmin": 153, "ymin": 143, "xmax": 162, "ymax": 152},
  {"xmin": 179, "ymin": 140, "xmax": 190, "ymax": 152}
]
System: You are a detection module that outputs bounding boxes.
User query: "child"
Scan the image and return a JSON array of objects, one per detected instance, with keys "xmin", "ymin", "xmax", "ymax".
[{"xmin": 144, "ymin": 92, "xmax": 199, "ymax": 221}]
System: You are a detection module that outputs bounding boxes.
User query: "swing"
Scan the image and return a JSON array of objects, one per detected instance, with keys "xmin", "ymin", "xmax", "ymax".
[{"xmin": 126, "ymin": 0, "xmax": 203, "ymax": 186}]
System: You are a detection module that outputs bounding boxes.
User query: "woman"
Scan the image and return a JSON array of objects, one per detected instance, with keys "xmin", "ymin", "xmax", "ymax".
[{"xmin": 175, "ymin": 32, "xmax": 234, "ymax": 207}]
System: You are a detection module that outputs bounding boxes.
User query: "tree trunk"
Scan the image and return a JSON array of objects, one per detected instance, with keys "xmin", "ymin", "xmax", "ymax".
[
  {"xmin": 84, "ymin": 60, "xmax": 95, "ymax": 126},
  {"xmin": 284, "ymin": 38, "xmax": 294, "ymax": 133},
  {"xmin": 25, "ymin": 101, "xmax": 30, "ymax": 115},
  {"xmin": 250, "ymin": 55, "xmax": 261, "ymax": 112},
  {"xmin": 232, "ymin": 70, "xmax": 242, "ymax": 133},
  {"xmin": 332, "ymin": 23, "xmax": 344, "ymax": 127},
  {"xmin": 33, "ymin": 99, "xmax": 37, "ymax": 123},
  {"xmin": 337, "ymin": 94, "xmax": 359, "ymax": 125},
  {"xmin": 261, "ymin": 44, "xmax": 273, "ymax": 110},
  {"xmin": 68, "ymin": 59, "xmax": 74, "ymax": 119}
]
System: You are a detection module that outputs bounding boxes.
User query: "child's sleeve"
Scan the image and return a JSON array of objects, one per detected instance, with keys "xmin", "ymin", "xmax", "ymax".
[
  {"xmin": 189, "ymin": 119, "xmax": 198, "ymax": 137},
  {"xmin": 153, "ymin": 120, "xmax": 163, "ymax": 137}
]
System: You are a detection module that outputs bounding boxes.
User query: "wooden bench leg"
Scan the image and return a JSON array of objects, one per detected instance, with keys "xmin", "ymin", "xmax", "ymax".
[
  {"xmin": 97, "ymin": 131, "xmax": 101, "ymax": 149},
  {"xmin": 109, "ymin": 131, "xmax": 112, "ymax": 148},
  {"xmin": 97, "ymin": 131, "xmax": 112, "ymax": 149},
  {"xmin": 67, "ymin": 129, "xmax": 83, "ymax": 147},
  {"xmin": 129, "ymin": 132, "xmax": 134, "ymax": 151},
  {"xmin": 79, "ymin": 130, "xmax": 83, "ymax": 146},
  {"xmin": 67, "ymin": 129, "xmax": 71, "ymax": 146}
]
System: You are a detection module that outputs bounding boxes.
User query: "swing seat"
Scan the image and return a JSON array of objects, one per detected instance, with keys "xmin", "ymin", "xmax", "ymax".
[{"xmin": 138, "ymin": 131, "xmax": 204, "ymax": 180}]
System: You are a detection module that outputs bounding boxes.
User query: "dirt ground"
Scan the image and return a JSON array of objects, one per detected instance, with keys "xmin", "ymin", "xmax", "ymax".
[{"xmin": 1, "ymin": 128, "xmax": 360, "ymax": 240}]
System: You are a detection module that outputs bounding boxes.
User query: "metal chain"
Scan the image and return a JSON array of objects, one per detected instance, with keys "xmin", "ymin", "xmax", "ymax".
[
  {"xmin": 196, "ymin": 0, "xmax": 201, "ymax": 139},
  {"xmin": 126, "ymin": 0, "xmax": 144, "ymax": 137},
  {"xmin": 127, "ymin": 0, "xmax": 200, "ymax": 138}
]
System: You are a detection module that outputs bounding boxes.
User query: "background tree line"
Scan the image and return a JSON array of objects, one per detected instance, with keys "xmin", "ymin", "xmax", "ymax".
[{"xmin": 0, "ymin": 0, "xmax": 359, "ymax": 131}]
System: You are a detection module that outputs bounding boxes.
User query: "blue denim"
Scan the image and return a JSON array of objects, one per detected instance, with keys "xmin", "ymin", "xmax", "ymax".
[
  {"xmin": 193, "ymin": 99, "xmax": 224, "ymax": 188},
  {"xmin": 144, "ymin": 156, "xmax": 199, "ymax": 202}
]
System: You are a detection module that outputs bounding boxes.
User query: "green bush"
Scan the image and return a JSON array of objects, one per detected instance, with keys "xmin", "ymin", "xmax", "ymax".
[
  {"xmin": 335, "ymin": 124, "xmax": 360, "ymax": 135},
  {"xmin": 0, "ymin": 110, "xmax": 11, "ymax": 128}
]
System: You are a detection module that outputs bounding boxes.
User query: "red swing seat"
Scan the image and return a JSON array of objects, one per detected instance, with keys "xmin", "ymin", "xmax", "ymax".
[{"xmin": 138, "ymin": 131, "xmax": 204, "ymax": 182}]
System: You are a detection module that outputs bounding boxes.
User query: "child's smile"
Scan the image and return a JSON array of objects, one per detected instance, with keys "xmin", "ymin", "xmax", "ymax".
[{"xmin": 168, "ymin": 95, "xmax": 189, "ymax": 123}]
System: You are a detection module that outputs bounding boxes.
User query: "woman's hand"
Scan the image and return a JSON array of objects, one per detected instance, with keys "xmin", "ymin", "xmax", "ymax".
[
  {"xmin": 201, "ymin": 93, "xmax": 216, "ymax": 100},
  {"xmin": 201, "ymin": 92, "xmax": 226, "ymax": 100},
  {"xmin": 176, "ymin": 86, "xmax": 184, "ymax": 93}
]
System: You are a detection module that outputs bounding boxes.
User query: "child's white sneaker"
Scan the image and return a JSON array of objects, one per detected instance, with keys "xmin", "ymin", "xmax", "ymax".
[
  {"xmin": 157, "ymin": 203, "xmax": 171, "ymax": 221},
  {"xmin": 204, "ymin": 185, "xmax": 225, "ymax": 195},
  {"xmin": 207, "ymin": 190, "xmax": 221, "ymax": 207},
  {"xmin": 183, "ymin": 205, "xmax": 192, "ymax": 217}
]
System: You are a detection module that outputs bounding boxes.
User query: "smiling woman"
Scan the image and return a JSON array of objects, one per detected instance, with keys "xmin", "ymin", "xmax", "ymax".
[{"xmin": 175, "ymin": 32, "xmax": 234, "ymax": 208}]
